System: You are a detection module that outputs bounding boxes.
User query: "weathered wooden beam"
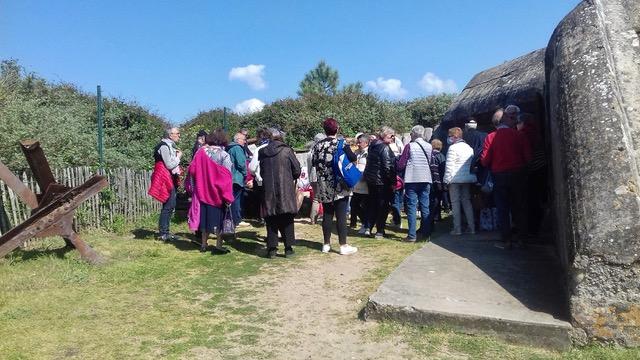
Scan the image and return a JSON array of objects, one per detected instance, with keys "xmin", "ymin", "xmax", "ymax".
[{"xmin": 0, "ymin": 160, "xmax": 38, "ymax": 209}]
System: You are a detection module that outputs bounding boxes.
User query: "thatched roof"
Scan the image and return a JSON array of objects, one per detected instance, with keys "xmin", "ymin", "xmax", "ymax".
[{"xmin": 438, "ymin": 48, "xmax": 546, "ymax": 132}]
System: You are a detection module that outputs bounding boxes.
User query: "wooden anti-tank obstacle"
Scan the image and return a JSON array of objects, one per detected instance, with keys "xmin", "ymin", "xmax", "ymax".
[{"xmin": 0, "ymin": 141, "xmax": 108, "ymax": 264}]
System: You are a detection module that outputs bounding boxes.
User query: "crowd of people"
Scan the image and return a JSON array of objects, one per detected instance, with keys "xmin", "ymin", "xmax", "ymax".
[{"xmin": 148, "ymin": 104, "xmax": 544, "ymax": 257}]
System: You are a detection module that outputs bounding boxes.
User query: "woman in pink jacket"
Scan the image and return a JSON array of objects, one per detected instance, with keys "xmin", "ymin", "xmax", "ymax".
[{"xmin": 188, "ymin": 129, "xmax": 235, "ymax": 254}]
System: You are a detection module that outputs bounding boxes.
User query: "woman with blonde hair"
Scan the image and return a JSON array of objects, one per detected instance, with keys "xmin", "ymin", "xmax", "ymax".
[{"xmin": 443, "ymin": 127, "xmax": 477, "ymax": 235}]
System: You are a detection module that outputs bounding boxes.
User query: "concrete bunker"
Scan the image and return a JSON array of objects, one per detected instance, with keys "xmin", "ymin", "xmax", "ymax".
[{"xmin": 427, "ymin": 0, "xmax": 640, "ymax": 346}]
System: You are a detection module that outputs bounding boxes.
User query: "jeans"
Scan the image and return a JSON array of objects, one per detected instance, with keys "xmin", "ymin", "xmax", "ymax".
[
  {"xmin": 367, "ymin": 184, "xmax": 393, "ymax": 235},
  {"xmin": 493, "ymin": 170, "xmax": 527, "ymax": 242},
  {"xmin": 449, "ymin": 183, "xmax": 475, "ymax": 233},
  {"xmin": 159, "ymin": 187, "xmax": 177, "ymax": 236},
  {"xmin": 322, "ymin": 197, "xmax": 349, "ymax": 245},
  {"xmin": 391, "ymin": 189, "xmax": 403, "ymax": 225},
  {"xmin": 231, "ymin": 184, "xmax": 244, "ymax": 226},
  {"xmin": 404, "ymin": 183, "xmax": 431, "ymax": 239},
  {"xmin": 350, "ymin": 193, "xmax": 369, "ymax": 228},
  {"xmin": 265, "ymin": 213, "xmax": 295, "ymax": 250}
]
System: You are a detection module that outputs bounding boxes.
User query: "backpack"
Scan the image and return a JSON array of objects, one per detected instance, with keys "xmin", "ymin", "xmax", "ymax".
[{"xmin": 332, "ymin": 138, "xmax": 362, "ymax": 188}]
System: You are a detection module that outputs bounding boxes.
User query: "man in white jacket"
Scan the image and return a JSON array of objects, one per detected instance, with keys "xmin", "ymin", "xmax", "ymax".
[{"xmin": 443, "ymin": 127, "xmax": 477, "ymax": 235}]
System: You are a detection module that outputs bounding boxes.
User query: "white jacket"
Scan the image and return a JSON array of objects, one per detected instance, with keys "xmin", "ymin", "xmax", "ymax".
[
  {"xmin": 444, "ymin": 141, "xmax": 477, "ymax": 184},
  {"xmin": 249, "ymin": 143, "xmax": 268, "ymax": 186},
  {"xmin": 353, "ymin": 147, "xmax": 368, "ymax": 194}
]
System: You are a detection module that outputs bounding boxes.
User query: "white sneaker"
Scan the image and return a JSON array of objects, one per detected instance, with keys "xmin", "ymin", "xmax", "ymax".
[
  {"xmin": 238, "ymin": 221, "xmax": 251, "ymax": 227},
  {"xmin": 364, "ymin": 229, "xmax": 371, "ymax": 236},
  {"xmin": 322, "ymin": 244, "xmax": 331, "ymax": 253},
  {"xmin": 340, "ymin": 244, "xmax": 358, "ymax": 255},
  {"xmin": 374, "ymin": 233, "xmax": 384, "ymax": 240}
]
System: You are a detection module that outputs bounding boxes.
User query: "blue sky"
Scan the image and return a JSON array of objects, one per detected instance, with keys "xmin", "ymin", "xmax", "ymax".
[{"xmin": 1, "ymin": 0, "xmax": 581, "ymax": 124}]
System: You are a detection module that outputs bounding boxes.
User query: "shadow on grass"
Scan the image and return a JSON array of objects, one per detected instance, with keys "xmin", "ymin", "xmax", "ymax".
[
  {"xmin": 10, "ymin": 243, "xmax": 74, "ymax": 262},
  {"xmin": 131, "ymin": 228, "xmax": 156, "ymax": 240}
]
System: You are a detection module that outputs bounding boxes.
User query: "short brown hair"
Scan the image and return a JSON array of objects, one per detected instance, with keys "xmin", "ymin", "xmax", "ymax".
[
  {"xmin": 206, "ymin": 128, "xmax": 228, "ymax": 146},
  {"xmin": 431, "ymin": 139, "xmax": 443, "ymax": 151},
  {"xmin": 448, "ymin": 127, "xmax": 463, "ymax": 138}
]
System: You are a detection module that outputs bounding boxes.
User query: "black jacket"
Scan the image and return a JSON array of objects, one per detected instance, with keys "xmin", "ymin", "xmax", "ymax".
[
  {"xmin": 259, "ymin": 140, "xmax": 301, "ymax": 217},
  {"xmin": 364, "ymin": 140, "xmax": 396, "ymax": 186}
]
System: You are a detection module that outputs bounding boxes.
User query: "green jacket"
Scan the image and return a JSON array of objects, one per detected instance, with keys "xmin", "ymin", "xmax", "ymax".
[{"xmin": 227, "ymin": 142, "xmax": 247, "ymax": 186}]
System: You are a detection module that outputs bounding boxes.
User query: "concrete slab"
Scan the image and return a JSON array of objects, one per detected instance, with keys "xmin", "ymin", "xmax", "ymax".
[{"xmin": 364, "ymin": 232, "xmax": 573, "ymax": 350}]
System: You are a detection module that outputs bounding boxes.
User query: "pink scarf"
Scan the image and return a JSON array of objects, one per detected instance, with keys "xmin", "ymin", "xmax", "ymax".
[{"xmin": 186, "ymin": 149, "xmax": 234, "ymax": 231}]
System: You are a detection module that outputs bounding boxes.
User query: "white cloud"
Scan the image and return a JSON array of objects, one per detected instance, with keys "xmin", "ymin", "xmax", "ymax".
[
  {"xmin": 228, "ymin": 64, "xmax": 266, "ymax": 90},
  {"xmin": 418, "ymin": 72, "xmax": 458, "ymax": 94},
  {"xmin": 234, "ymin": 98, "xmax": 265, "ymax": 115},
  {"xmin": 365, "ymin": 77, "xmax": 408, "ymax": 99}
]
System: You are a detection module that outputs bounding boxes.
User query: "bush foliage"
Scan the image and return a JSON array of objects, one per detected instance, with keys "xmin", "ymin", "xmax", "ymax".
[
  {"xmin": 0, "ymin": 59, "xmax": 168, "ymax": 171},
  {"xmin": 1, "ymin": 59, "xmax": 455, "ymax": 170}
]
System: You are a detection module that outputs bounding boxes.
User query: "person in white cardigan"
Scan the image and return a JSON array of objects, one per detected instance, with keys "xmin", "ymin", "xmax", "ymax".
[{"xmin": 443, "ymin": 127, "xmax": 477, "ymax": 235}]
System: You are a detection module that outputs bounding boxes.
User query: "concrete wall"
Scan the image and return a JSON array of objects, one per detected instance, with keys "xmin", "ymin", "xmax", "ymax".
[{"xmin": 545, "ymin": 0, "xmax": 640, "ymax": 345}]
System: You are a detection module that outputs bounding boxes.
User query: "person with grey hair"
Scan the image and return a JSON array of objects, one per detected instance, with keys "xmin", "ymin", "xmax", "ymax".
[
  {"xmin": 259, "ymin": 128, "xmax": 301, "ymax": 258},
  {"xmin": 351, "ymin": 133, "xmax": 371, "ymax": 234},
  {"xmin": 151, "ymin": 127, "xmax": 182, "ymax": 241},
  {"xmin": 227, "ymin": 131, "xmax": 249, "ymax": 227},
  {"xmin": 491, "ymin": 108, "xmax": 504, "ymax": 130},
  {"xmin": 306, "ymin": 132, "xmax": 326, "ymax": 224},
  {"xmin": 363, "ymin": 126, "xmax": 397, "ymax": 239},
  {"xmin": 481, "ymin": 104, "xmax": 532, "ymax": 249},
  {"xmin": 397, "ymin": 125, "xmax": 433, "ymax": 241}
]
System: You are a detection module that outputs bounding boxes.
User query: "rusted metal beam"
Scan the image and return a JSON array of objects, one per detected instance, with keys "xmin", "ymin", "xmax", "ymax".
[
  {"xmin": 20, "ymin": 140, "xmax": 56, "ymax": 193},
  {"xmin": 0, "ymin": 175, "xmax": 107, "ymax": 264},
  {"xmin": 0, "ymin": 160, "xmax": 38, "ymax": 209}
]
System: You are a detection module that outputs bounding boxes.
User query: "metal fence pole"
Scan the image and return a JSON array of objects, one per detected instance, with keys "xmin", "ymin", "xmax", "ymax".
[{"xmin": 97, "ymin": 85, "xmax": 104, "ymax": 174}]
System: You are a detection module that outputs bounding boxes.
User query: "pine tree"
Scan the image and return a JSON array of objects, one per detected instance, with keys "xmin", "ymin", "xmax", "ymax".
[{"xmin": 298, "ymin": 60, "xmax": 339, "ymax": 96}]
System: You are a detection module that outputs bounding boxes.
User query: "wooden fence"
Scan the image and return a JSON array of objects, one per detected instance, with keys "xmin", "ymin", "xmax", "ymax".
[{"xmin": 0, "ymin": 167, "xmax": 160, "ymax": 236}]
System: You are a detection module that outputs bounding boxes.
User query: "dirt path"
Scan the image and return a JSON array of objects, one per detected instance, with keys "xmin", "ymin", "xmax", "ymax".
[
  {"xmin": 188, "ymin": 242, "xmax": 416, "ymax": 360},
  {"xmin": 250, "ymin": 253, "xmax": 412, "ymax": 359}
]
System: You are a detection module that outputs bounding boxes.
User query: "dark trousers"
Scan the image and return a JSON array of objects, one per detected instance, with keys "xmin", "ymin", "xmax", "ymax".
[
  {"xmin": 493, "ymin": 170, "xmax": 527, "ymax": 242},
  {"xmin": 322, "ymin": 197, "xmax": 349, "ymax": 245},
  {"xmin": 350, "ymin": 193, "xmax": 369, "ymax": 228},
  {"xmin": 526, "ymin": 166, "xmax": 547, "ymax": 236},
  {"xmin": 430, "ymin": 186, "xmax": 443, "ymax": 224},
  {"xmin": 367, "ymin": 184, "xmax": 393, "ymax": 235},
  {"xmin": 391, "ymin": 189, "xmax": 403, "ymax": 225},
  {"xmin": 159, "ymin": 187, "xmax": 177, "ymax": 236},
  {"xmin": 265, "ymin": 213, "xmax": 295, "ymax": 250},
  {"xmin": 231, "ymin": 184, "xmax": 244, "ymax": 226}
]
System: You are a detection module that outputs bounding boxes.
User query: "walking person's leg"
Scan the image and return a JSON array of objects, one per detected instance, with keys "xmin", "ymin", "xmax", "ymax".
[
  {"xmin": 449, "ymin": 184, "xmax": 462, "ymax": 235},
  {"xmin": 265, "ymin": 215, "xmax": 279, "ymax": 257},
  {"xmin": 493, "ymin": 172, "xmax": 512, "ymax": 246},
  {"xmin": 159, "ymin": 187, "xmax": 177, "ymax": 240},
  {"xmin": 366, "ymin": 183, "xmax": 379, "ymax": 234},
  {"xmin": 349, "ymin": 195, "xmax": 359, "ymax": 228},
  {"xmin": 334, "ymin": 197, "xmax": 349, "ymax": 246},
  {"xmin": 460, "ymin": 183, "xmax": 475, "ymax": 233},
  {"xmin": 418, "ymin": 183, "xmax": 431, "ymax": 237},
  {"xmin": 279, "ymin": 214, "xmax": 296, "ymax": 256},
  {"xmin": 231, "ymin": 184, "xmax": 243, "ymax": 226},
  {"xmin": 404, "ymin": 183, "xmax": 418, "ymax": 240},
  {"xmin": 391, "ymin": 189, "xmax": 403, "ymax": 226},
  {"xmin": 321, "ymin": 201, "xmax": 335, "ymax": 252},
  {"xmin": 310, "ymin": 182, "xmax": 320, "ymax": 224},
  {"xmin": 359, "ymin": 193, "xmax": 370, "ymax": 232},
  {"xmin": 377, "ymin": 186, "xmax": 392, "ymax": 236}
]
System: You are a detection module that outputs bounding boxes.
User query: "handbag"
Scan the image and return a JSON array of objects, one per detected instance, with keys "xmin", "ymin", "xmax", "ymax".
[
  {"xmin": 332, "ymin": 138, "xmax": 363, "ymax": 188},
  {"xmin": 480, "ymin": 172, "xmax": 494, "ymax": 194},
  {"xmin": 221, "ymin": 205, "xmax": 236, "ymax": 238}
]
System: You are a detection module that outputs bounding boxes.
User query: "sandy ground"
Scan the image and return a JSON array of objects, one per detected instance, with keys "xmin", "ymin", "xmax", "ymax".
[{"xmin": 185, "ymin": 244, "xmax": 416, "ymax": 360}]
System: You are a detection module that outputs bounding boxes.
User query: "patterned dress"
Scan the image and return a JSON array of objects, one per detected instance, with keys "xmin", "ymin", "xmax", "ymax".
[{"xmin": 311, "ymin": 137, "xmax": 356, "ymax": 203}]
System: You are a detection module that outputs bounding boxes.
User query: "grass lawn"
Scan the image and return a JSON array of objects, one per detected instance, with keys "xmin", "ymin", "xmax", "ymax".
[{"xmin": 0, "ymin": 214, "xmax": 638, "ymax": 359}]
